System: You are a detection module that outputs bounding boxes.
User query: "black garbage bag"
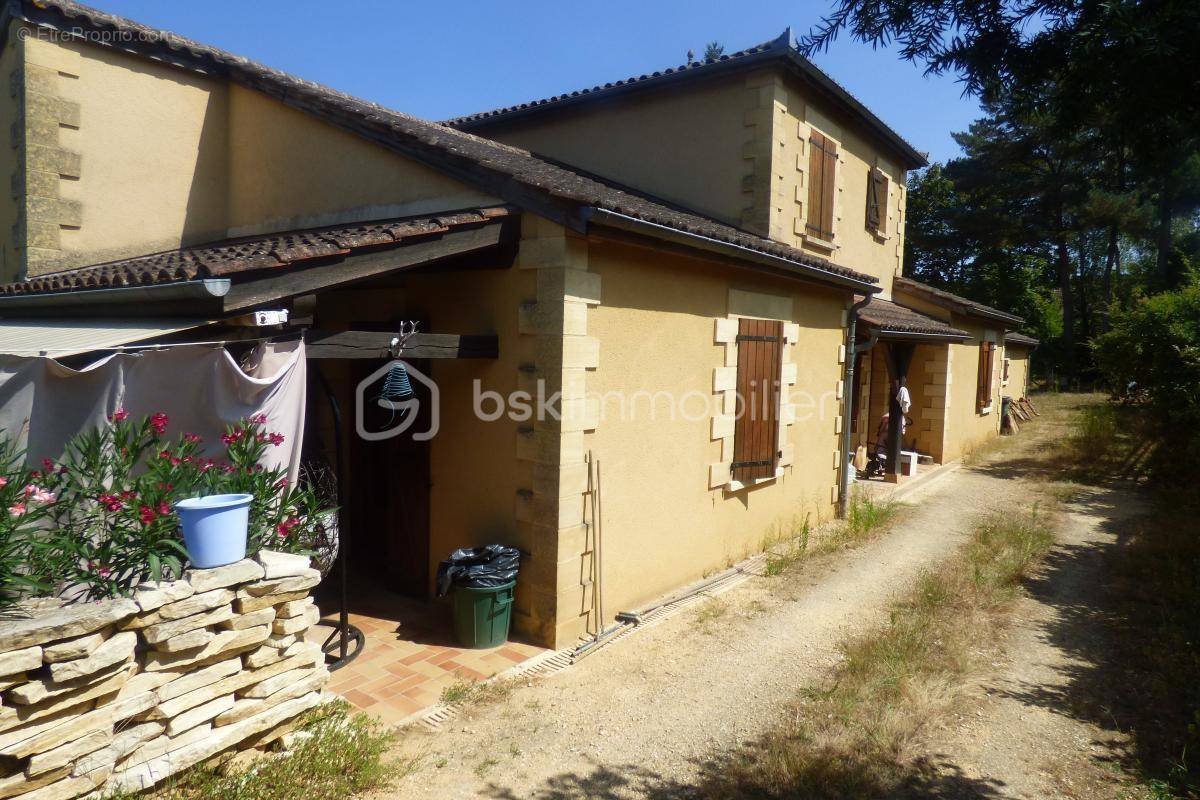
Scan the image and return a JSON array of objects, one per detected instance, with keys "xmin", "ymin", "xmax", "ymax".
[{"xmin": 436, "ymin": 544, "xmax": 521, "ymax": 596}]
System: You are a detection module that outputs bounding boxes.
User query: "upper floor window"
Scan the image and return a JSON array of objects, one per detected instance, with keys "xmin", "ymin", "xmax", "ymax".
[
  {"xmin": 866, "ymin": 168, "xmax": 889, "ymax": 236},
  {"xmin": 806, "ymin": 130, "xmax": 837, "ymax": 242}
]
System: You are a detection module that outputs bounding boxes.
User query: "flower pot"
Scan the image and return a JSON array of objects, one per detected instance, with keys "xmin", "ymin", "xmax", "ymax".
[{"xmin": 176, "ymin": 493, "xmax": 253, "ymax": 568}]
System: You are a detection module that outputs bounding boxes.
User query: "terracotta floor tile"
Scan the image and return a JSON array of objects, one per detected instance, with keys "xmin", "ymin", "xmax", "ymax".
[{"xmin": 342, "ymin": 689, "xmax": 379, "ymax": 709}]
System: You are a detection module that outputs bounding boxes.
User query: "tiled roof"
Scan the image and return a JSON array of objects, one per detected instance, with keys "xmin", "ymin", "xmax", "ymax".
[
  {"xmin": 445, "ymin": 30, "xmax": 928, "ymax": 170},
  {"xmin": 858, "ymin": 298, "xmax": 969, "ymax": 339},
  {"xmin": 0, "ymin": 208, "xmax": 513, "ymax": 297},
  {"xmin": 892, "ymin": 277, "xmax": 1025, "ymax": 326},
  {"xmin": 10, "ymin": 1, "xmax": 878, "ymax": 291},
  {"xmin": 1005, "ymin": 332, "xmax": 1039, "ymax": 347}
]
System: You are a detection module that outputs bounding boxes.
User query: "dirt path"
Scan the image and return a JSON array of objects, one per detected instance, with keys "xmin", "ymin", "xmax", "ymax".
[
  {"xmin": 381, "ymin": 433, "xmax": 1062, "ymax": 798},
  {"xmin": 911, "ymin": 479, "xmax": 1147, "ymax": 799}
]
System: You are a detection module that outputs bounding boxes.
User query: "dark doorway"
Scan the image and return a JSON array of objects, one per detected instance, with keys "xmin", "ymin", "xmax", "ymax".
[{"xmin": 349, "ymin": 358, "xmax": 432, "ymax": 598}]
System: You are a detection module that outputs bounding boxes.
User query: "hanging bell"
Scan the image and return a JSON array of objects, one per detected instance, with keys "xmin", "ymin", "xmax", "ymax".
[{"xmin": 377, "ymin": 361, "xmax": 414, "ymax": 409}]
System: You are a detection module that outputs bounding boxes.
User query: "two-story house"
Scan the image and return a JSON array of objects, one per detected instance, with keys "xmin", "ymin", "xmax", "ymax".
[{"xmin": 0, "ymin": 2, "xmax": 1031, "ymax": 654}]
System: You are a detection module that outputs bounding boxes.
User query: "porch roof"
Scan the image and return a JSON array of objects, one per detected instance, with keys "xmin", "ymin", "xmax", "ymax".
[
  {"xmin": 1005, "ymin": 331, "xmax": 1039, "ymax": 348},
  {"xmin": 7, "ymin": 1, "xmax": 880, "ymax": 295},
  {"xmin": 0, "ymin": 206, "xmax": 518, "ymax": 317},
  {"xmin": 858, "ymin": 298, "xmax": 969, "ymax": 341},
  {"xmin": 892, "ymin": 277, "xmax": 1025, "ymax": 327}
]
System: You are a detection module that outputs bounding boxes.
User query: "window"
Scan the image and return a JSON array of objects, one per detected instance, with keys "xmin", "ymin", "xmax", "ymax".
[
  {"xmin": 806, "ymin": 130, "xmax": 837, "ymax": 241},
  {"xmin": 976, "ymin": 341, "xmax": 996, "ymax": 411},
  {"xmin": 866, "ymin": 168, "xmax": 889, "ymax": 236},
  {"xmin": 732, "ymin": 318, "xmax": 784, "ymax": 483}
]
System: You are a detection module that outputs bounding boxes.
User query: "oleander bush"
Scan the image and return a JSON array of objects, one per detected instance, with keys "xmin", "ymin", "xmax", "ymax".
[{"xmin": 0, "ymin": 411, "xmax": 329, "ymax": 608}]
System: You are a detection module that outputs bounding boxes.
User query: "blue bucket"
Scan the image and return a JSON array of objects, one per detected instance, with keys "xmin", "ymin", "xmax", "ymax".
[{"xmin": 176, "ymin": 493, "xmax": 253, "ymax": 568}]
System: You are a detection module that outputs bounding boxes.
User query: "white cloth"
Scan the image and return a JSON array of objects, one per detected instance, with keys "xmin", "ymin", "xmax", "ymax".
[
  {"xmin": 896, "ymin": 385, "xmax": 911, "ymax": 415},
  {"xmin": 0, "ymin": 340, "xmax": 305, "ymax": 481}
]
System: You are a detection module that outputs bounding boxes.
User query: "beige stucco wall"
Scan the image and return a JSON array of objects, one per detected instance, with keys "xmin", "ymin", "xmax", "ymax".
[
  {"xmin": 5, "ymin": 28, "xmax": 498, "ymax": 277},
  {"xmin": 463, "ymin": 65, "xmax": 912, "ymax": 298},
  {"xmin": 470, "ymin": 74, "xmax": 752, "ymax": 228},
  {"xmin": 773, "ymin": 72, "xmax": 907, "ymax": 296},
  {"xmin": 0, "ymin": 27, "xmax": 22, "ymax": 282},
  {"xmin": 584, "ymin": 237, "xmax": 847, "ymax": 626}
]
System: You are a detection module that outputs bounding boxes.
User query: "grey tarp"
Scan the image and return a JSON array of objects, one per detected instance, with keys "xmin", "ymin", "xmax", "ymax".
[{"xmin": 0, "ymin": 340, "xmax": 305, "ymax": 480}]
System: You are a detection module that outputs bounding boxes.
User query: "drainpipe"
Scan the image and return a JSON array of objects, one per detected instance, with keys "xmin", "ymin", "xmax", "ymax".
[{"xmin": 838, "ymin": 295, "xmax": 873, "ymax": 519}]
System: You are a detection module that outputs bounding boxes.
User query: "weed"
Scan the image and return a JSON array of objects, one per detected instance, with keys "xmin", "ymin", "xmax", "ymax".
[
  {"xmin": 1070, "ymin": 403, "xmax": 1119, "ymax": 465},
  {"xmin": 508, "ymin": 742, "xmax": 522, "ymax": 758},
  {"xmin": 439, "ymin": 676, "xmax": 513, "ymax": 708},
  {"xmin": 474, "ymin": 757, "xmax": 499, "ymax": 778},
  {"xmin": 694, "ymin": 598, "xmax": 728, "ymax": 626},
  {"xmin": 843, "ymin": 489, "xmax": 896, "ymax": 541},
  {"xmin": 101, "ymin": 700, "xmax": 397, "ymax": 800}
]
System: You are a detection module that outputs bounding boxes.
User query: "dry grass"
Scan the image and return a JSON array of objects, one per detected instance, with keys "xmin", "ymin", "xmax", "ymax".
[{"xmin": 698, "ymin": 504, "xmax": 1057, "ymax": 799}]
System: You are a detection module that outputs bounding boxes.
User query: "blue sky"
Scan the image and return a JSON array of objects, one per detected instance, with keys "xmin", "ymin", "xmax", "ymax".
[{"xmin": 93, "ymin": 0, "xmax": 980, "ymax": 164}]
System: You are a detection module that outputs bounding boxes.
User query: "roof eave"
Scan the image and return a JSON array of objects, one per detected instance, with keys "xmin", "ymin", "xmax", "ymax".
[{"xmin": 583, "ymin": 207, "xmax": 880, "ymax": 294}]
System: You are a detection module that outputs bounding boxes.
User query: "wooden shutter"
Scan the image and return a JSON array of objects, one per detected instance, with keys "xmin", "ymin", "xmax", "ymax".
[
  {"xmin": 732, "ymin": 318, "xmax": 783, "ymax": 484},
  {"xmin": 976, "ymin": 342, "xmax": 995, "ymax": 410},
  {"xmin": 806, "ymin": 131, "xmax": 837, "ymax": 241},
  {"xmin": 866, "ymin": 170, "xmax": 888, "ymax": 235}
]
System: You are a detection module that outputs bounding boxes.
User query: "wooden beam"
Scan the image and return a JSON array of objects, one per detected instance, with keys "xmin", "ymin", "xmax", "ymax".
[
  {"xmin": 304, "ymin": 331, "xmax": 498, "ymax": 359},
  {"xmin": 221, "ymin": 220, "xmax": 516, "ymax": 313}
]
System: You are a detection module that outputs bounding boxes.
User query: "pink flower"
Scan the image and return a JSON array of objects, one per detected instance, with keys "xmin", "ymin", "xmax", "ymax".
[
  {"xmin": 0, "ymin": 476, "xmax": 8, "ymax": 488},
  {"xmin": 108, "ymin": 408, "xmax": 129, "ymax": 423},
  {"xmin": 150, "ymin": 413, "xmax": 169, "ymax": 435},
  {"xmin": 97, "ymin": 494, "xmax": 123, "ymax": 513},
  {"xmin": 8, "ymin": 503, "xmax": 25, "ymax": 517},
  {"xmin": 138, "ymin": 505, "xmax": 156, "ymax": 525},
  {"xmin": 249, "ymin": 413, "xmax": 268, "ymax": 425},
  {"xmin": 23, "ymin": 485, "xmax": 55, "ymax": 504},
  {"xmin": 87, "ymin": 561, "xmax": 112, "ymax": 578},
  {"xmin": 159, "ymin": 450, "xmax": 171, "ymax": 460},
  {"xmin": 183, "ymin": 433, "xmax": 202, "ymax": 444},
  {"xmin": 41, "ymin": 458, "xmax": 54, "ymax": 472},
  {"xmin": 157, "ymin": 501, "xmax": 171, "ymax": 516},
  {"xmin": 268, "ymin": 432, "xmax": 285, "ymax": 447},
  {"xmin": 275, "ymin": 517, "xmax": 300, "ymax": 538}
]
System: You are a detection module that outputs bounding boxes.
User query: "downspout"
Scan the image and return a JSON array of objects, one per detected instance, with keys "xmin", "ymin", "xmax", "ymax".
[{"xmin": 838, "ymin": 295, "xmax": 873, "ymax": 518}]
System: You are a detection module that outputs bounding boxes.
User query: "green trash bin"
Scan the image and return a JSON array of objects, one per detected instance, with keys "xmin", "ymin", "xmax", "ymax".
[{"xmin": 451, "ymin": 581, "xmax": 516, "ymax": 649}]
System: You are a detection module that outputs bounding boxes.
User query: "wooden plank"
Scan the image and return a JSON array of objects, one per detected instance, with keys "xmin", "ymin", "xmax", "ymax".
[
  {"xmin": 221, "ymin": 221, "xmax": 514, "ymax": 313},
  {"xmin": 304, "ymin": 331, "xmax": 498, "ymax": 359}
]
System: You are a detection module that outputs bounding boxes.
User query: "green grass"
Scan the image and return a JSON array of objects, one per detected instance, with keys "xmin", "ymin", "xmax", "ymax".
[
  {"xmin": 698, "ymin": 505, "xmax": 1056, "ymax": 799},
  {"xmin": 761, "ymin": 492, "xmax": 899, "ymax": 579},
  {"xmin": 102, "ymin": 700, "xmax": 400, "ymax": 800}
]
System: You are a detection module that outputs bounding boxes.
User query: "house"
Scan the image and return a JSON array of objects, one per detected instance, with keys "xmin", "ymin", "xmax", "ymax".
[{"xmin": 0, "ymin": 1, "xmax": 1033, "ymax": 650}]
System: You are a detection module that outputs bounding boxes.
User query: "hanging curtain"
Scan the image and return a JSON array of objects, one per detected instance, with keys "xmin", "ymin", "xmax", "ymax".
[{"xmin": 0, "ymin": 340, "xmax": 306, "ymax": 482}]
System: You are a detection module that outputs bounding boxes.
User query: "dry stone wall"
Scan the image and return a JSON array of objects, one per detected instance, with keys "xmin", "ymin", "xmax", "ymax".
[{"xmin": 0, "ymin": 550, "xmax": 329, "ymax": 800}]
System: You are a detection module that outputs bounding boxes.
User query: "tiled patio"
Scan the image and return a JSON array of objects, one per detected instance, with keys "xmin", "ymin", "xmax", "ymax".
[{"xmin": 305, "ymin": 587, "xmax": 546, "ymax": 726}]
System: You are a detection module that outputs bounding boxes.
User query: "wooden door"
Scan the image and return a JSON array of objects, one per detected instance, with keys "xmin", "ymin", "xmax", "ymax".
[{"xmin": 350, "ymin": 359, "xmax": 432, "ymax": 597}]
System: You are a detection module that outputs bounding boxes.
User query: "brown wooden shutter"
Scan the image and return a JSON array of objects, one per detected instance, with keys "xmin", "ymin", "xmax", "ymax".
[
  {"xmin": 732, "ymin": 318, "xmax": 783, "ymax": 483},
  {"xmin": 976, "ymin": 342, "xmax": 994, "ymax": 410},
  {"xmin": 866, "ymin": 170, "xmax": 888, "ymax": 235},
  {"xmin": 806, "ymin": 132, "xmax": 837, "ymax": 241}
]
